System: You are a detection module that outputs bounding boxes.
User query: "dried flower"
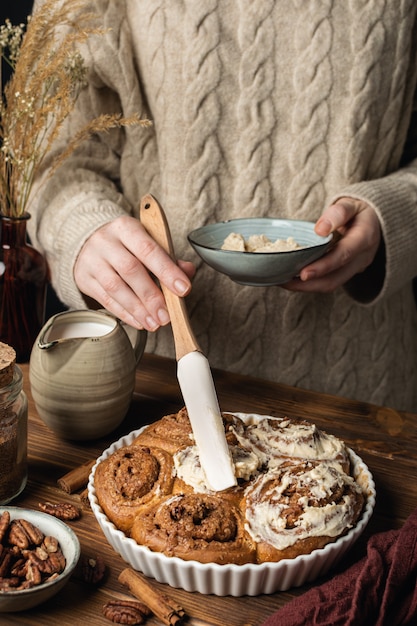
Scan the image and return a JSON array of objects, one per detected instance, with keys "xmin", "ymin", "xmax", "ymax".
[{"xmin": 0, "ymin": 0, "xmax": 150, "ymax": 218}]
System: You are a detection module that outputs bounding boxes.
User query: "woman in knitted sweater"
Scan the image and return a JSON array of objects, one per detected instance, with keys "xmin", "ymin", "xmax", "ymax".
[{"xmin": 30, "ymin": 0, "xmax": 417, "ymax": 411}]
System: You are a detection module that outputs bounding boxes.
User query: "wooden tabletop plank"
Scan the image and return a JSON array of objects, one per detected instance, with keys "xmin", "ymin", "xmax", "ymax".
[{"xmin": 3, "ymin": 355, "xmax": 416, "ymax": 625}]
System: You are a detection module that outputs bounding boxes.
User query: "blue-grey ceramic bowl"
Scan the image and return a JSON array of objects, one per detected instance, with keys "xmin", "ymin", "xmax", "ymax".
[{"xmin": 188, "ymin": 218, "xmax": 334, "ymax": 286}]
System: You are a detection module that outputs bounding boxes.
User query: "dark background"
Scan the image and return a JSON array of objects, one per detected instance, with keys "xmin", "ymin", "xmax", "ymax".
[
  {"xmin": 1, "ymin": 2, "xmax": 34, "ymax": 85},
  {"xmin": 1, "ymin": 1, "xmax": 66, "ymax": 318}
]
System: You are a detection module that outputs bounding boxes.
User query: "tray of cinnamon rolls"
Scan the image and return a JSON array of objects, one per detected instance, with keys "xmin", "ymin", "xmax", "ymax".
[{"xmin": 87, "ymin": 409, "xmax": 376, "ymax": 596}]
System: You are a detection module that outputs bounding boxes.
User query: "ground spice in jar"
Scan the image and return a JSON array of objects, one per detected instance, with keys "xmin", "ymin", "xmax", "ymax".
[{"xmin": 0, "ymin": 342, "xmax": 28, "ymax": 504}]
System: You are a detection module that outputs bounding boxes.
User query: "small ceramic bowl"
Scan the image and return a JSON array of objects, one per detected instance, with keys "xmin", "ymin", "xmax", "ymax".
[
  {"xmin": 0, "ymin": 506, "xmax": 80, "ymax": 612},
  {"xmin": 188, "ymin": 218, "xmax": 333, "ymax": 286}
]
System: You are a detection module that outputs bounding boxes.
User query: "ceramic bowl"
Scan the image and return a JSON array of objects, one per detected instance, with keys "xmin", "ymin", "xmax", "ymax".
[
  {"xmin": 188, "ymin": 218, "xmax": 334, "ymax": 286},
  {"xmin": 88, "ymin": 418, "xmax": 376, "ymax": 597},
  {"xmin": 0, "ymin": 506, "xmax": 80, "ymax": 612}
]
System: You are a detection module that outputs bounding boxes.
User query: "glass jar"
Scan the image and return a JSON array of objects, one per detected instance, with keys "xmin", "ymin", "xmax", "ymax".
[{"xmin": 0, "ymin": 365, "xmax": 28, "ymax": 504}]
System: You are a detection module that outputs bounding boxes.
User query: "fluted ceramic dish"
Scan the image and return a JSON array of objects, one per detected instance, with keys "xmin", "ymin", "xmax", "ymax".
[
  {"xmin": 88, "ymin": 416, "xmax": 376, "ymax": 597},
  {"xmin": 0, "ymin": 506, "xmax": 80, "ymax": 612},
  {"xmin": 188, "ymin": 218, "xmax": 334, "ymax": 286}
]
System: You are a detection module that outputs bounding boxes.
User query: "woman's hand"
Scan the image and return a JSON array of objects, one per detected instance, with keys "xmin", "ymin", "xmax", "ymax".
[
  {"xmin": 74, "ymin": 215, "xmax": 195, "ymax": 331},
  {"xmin": 283, "ymin": 197, "xmax": 382, "ymax": 293}
]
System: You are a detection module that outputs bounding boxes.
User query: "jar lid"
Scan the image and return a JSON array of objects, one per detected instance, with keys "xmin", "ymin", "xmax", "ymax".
[{"xmin": 0, "ymin": 343, "xmax": 16, "ymax": 387}]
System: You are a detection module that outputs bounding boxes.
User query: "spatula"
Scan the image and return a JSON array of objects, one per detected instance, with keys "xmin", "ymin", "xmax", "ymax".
[{"xmin": 139, "ymin": 194, "xmax": 236, "ymax": 491}]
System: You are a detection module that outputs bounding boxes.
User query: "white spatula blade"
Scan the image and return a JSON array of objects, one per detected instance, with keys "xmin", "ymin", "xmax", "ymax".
[{"xmin": 177, "ymin": 351, "xmax": 236, "ymax": 491}]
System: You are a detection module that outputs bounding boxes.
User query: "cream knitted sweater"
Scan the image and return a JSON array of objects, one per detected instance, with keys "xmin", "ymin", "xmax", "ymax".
[{"xmin": 30, "ymin": 0, "xmax": 417, "ymax": 411}]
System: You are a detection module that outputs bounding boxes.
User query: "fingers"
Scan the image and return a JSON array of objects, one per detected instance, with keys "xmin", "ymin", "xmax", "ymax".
[
  {"xmin": 283, "ymin": 198, "xmax": 381, "ymax": 293},
  {"xmin": 74, "ymin": 216, "xmax": 194, "ymax": 331},
  {"xmin": 314, "ymin": 197, "xmax": 362, "ymax": 237}
]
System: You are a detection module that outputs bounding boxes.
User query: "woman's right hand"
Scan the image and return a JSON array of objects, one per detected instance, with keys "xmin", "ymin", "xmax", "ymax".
[{"xmin": 74, "ymin": 215, "xmax": 195, "ymax": 331}]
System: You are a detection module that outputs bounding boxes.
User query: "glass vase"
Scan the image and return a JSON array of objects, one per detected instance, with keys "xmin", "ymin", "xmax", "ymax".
[{"xmin": 0, "ymin": 213, "xmax": 48, "ymax": 362}]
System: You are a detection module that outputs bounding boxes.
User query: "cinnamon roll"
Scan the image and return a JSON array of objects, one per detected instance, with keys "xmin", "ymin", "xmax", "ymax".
[
  {"xmin": 233, "ymin": 416, "xmax": 350, "ymax": 472},
  {"xmin": 172, "ymin": 443, "xmax": 261, "ymax": 507},
  {"xmin": 133, "ymin": 408, "xmax": 247, "ymax": 455},
  {"xmin": 94, "ymin": 411, "xmax": 368, "ymax": 567},
  {"xmin": 94, "ymin": 444, "xmax": 175, "ymax": 532},
  {"xmin": 133, "ymin": 407, "xmax": 193, "ymax": 454},
  {"xmin": 131, "ymin": 493, "xmax": 257, "ymax": 565},
  {"xmin": 243, "ymin": 460, "xmax": 365, "ymax": 563}
]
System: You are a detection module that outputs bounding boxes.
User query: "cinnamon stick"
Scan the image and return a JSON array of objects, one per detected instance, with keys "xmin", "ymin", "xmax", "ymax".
[
  {"xmin": 118, "ymin": 568, "xmax": 186, "ymax": 626},
  {"xmin": 79, "ymin": 487, "xmax": 90, "ymax": 507},
  {"xmin": 57, "ymin": 460, "xmax": 95, "ymax": 493}
]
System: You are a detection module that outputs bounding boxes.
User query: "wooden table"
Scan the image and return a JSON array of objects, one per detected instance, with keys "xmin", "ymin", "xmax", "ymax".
[{"xmin": 5, "ymin": 354, "xmax": 417, "ymax": 625}]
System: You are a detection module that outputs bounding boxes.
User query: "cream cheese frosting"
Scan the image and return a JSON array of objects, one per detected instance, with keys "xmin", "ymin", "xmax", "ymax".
[
  {"xmin": 244, "ymin": 462, "xmax": 362, "ymax": 550},
  {"xmin": 173, "ymin": 444, "xmax": 261, "ymax": 493},
  {"xmin": 231, "ymin": 416, "xmax": 349, "ymax": 470},
  {"xmin": 171, "ymin": 413, "xmax": 364, "ymax": 554}
]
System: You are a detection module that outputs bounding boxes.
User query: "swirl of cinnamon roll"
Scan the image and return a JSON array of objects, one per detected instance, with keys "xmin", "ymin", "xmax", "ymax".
[
  {"xmin": 131, "ymin": 493, "xmax": 257, "ymax": 564},
  {"xmin": 134, "ymin": 408, "xmax": 247, "ymax": 455},
  {"xmin": 233, "ymin": 417, "xmax": 350, "ymax": 472},
  {"xmin": 244, "ymin": 460, "xmax": 365, "ymax": 563},
  {"xmin": 94, "ymin": 444, "xmax": 175, "ymax": 533},
  {"xmin": 133, "ymin": 407, "xmax": 194, "ymax": 454},
  {"xmin": 222, "ymin": 411, "xmax": 247, "ymax": 444}
]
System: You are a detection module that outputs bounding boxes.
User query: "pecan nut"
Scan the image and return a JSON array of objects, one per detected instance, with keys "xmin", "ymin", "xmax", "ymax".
[
  {"xmin": 38, "ymin": 502, "xmax": 81, "ymax": 520},
  {"xmin": 102, "ymin": 599, "xmax": 151, "ymax": 624},
  {"xmin": 43, "ymin": 536, "xmax": 59, "ymax": 553},
  {"xmin": 0, "ymin": 512, "xmax": 66, "ymax": 590},
  {"xmin": 25, "ymin": 560, "xmax": 42, "ymax": 585},
  {"xmin": 27, "ymin": 548, "xmax": 66, "ymax": 575},
  {"xmin": 8, "ymin": 519, "xmax": 44, "ymax": 549},
  {"xmin": 0, "ymin": 576, "xmax": 21, "ymax": 590},
  {"xmin": 0, "ymin": 511, "xmax": 10, "ymax": 543},
  {"xmin": 81, "ymin": 555, "xmax": 106, "ymax": 585},
  {"xmin": 0, "ymin": 547, "xmax": 12, "ymax": 577}
]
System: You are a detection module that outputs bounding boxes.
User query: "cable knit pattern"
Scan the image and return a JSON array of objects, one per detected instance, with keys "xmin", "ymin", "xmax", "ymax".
[
  {"xmin": 233, "ymin": 0, "xmax": 275, "ymax": 216},
  {"xmin": 345, "ymin": 0, "xmax": 386, "ymax": 181},
  {"xmin": 174, "ymin": 1, "xmax": 223, "ymax": 358},
  {"xmin": 370, "ymin": 0, "xmax": 416, "ymax": 174},
  {"xmin": 288, "ymin": 0, "xmax": 333, "ymax": 218},
  {"xmin": 124, "ymin": 0, "xmax": 165, "ymax": 201},
  {"xmin": 275, "ymin": 0, "xmax": 333, "ymax": 386},
  {"xmin": 212, "ymin": 1, "xmax": 276, "ymax": 374},
  {"xmin": 182, "ymin": 0, "xmax": 222, "ymax": 229},
  {"xmin": 29, "ymin": 0, "xmax": 417, "ymax": 412}
]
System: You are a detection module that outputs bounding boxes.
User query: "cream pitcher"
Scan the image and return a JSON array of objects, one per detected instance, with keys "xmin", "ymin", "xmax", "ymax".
[{"xmin": 29, "ymin": 309, "xmax": 147, "ymax": 440}]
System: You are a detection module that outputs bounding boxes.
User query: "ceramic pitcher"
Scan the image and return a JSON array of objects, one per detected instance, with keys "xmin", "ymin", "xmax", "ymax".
[{"xmin": 29, "ymin": 309, "xmax": 147, "ymax": 440}]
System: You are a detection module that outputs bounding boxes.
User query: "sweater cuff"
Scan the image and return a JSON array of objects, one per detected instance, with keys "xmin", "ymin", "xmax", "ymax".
[
  {"xmin": 40, "ymin": 191, "xmax": 129, "ymax": 309},
  {"xmin": 330, "ymin": 169, "xmax": 417, "ymax": 304}
]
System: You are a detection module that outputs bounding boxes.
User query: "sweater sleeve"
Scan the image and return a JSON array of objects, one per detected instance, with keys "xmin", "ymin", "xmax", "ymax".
[
  {"xmin": 28, "ymin": 0, "xmax": 149, "ymax": 309},
  {"xmin": 332, "ymin": 106, "xmax": 417, "ymax": 305}
]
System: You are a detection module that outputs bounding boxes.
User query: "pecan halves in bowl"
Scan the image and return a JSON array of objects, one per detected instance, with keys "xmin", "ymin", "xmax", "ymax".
[{"xmin": 0, "ymin": 514, "xmax": 67, "ymax": 590}]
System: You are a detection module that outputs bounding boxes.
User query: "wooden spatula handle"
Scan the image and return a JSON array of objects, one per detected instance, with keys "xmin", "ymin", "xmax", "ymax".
[{"xmin": 139, "ymin": 194, "xmax": 201, "ymax": 360}]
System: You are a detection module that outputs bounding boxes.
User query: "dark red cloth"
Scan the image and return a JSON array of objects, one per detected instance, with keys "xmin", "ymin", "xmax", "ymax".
[{"xmin": 261, "ymin": 507, "xmax": 417, "ymax": 626}]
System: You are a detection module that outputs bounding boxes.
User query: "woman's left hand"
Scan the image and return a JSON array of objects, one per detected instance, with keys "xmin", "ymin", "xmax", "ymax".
[{"xmin": 283, "ymin": 197, "xmax": 381, "ymax": 293}]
